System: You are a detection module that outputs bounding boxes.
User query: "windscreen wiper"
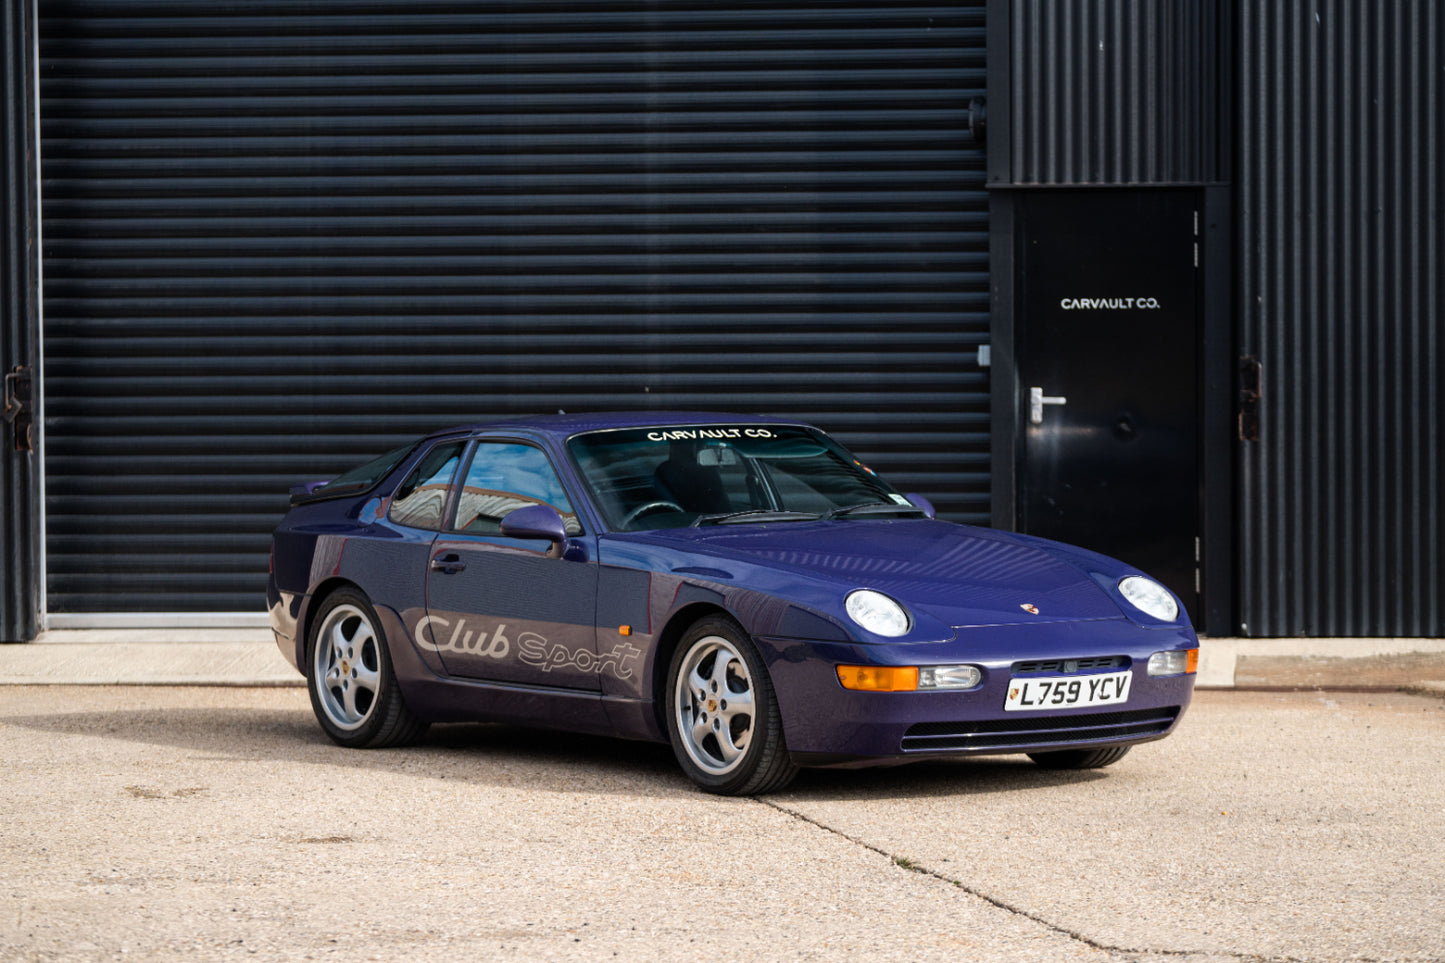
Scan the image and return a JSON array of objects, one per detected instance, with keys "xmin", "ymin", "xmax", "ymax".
[
  {"xmin": 820, "ymin": 503, "xmax": 928, "ymax": 520},
  {"xmin": 692, "ymin": 509, "xmax": 822, "ymax": 527}
]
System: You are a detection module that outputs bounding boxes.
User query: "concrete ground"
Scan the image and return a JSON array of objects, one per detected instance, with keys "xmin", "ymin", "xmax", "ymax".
[{"xmin": 1, "ymin": 684, "xmax": 1442, "ymax": 963}]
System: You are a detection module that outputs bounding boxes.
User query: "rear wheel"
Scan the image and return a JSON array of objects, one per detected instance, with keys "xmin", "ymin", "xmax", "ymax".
[
  {"xmin": 1027, "ymin": 745, "xmax": 1132, "ymax": 769},
  {"xmin": 666, "ymin": 616, "xmax": 797, "ymax": 795},
  {"xmin": 306, "ymin": 587, "xmax": 427, "ymax": 749}
]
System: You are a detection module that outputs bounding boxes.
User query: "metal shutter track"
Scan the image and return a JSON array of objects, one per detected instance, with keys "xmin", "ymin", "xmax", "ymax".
[{"xmin": 40, "ymin": 1, "xmax": 988, "ymax": 614}]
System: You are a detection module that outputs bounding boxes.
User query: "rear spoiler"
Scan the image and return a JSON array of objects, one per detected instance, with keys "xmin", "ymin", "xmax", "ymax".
[{"xmin": 289, "ymin": 479, "xmax": 343, "ymax": 507}]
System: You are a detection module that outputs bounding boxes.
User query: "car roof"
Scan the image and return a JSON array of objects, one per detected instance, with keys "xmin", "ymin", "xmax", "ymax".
[{"xmin": 425, "ymin": 410, "xmax": 815, "ymax": 441}]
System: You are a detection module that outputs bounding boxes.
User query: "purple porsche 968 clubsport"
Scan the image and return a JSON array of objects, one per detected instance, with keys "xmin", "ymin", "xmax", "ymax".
[{"xmin": 268, "ymin": 412, "xmax": 1198, "ymax": 794}]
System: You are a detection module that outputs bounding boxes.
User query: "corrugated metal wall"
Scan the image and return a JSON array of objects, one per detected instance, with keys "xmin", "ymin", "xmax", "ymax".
[
  {"xmin": 1, "ymin": 0, "xmax": 41, "ymax": 641},
  {"xmin": 986, "ymin": 0, "xmax": 1233, "ymax": 634},
  {"xmin": 1238, "ymin": 1, "xmax": 1443, "ymax": 637},
  {"xmin": 1006, "ymin": 0, "xmax": 1227, "ymax": 185},
  {"xmin": 39, "ymin": 0, "xmax": 989, "ymax": 614}
]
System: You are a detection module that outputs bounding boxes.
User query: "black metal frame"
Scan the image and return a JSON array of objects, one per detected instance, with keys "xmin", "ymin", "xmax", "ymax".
[{"xmin": 1, "ymin": 0, "xmax": 41, "ymax": 642}]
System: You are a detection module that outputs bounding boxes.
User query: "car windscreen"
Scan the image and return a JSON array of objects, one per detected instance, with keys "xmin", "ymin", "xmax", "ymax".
[{"xmin": 567, "ymin": 425, "xmax": 919, "ymax": 531}]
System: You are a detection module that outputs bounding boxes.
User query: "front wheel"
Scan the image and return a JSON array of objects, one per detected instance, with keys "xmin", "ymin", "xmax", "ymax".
[
  {"xmin": 1027, "ymin": 745, "xmax": 1131, "ymax": 769},
  {"xmin": 666, "ymin": 616, "xmax": 798, "ymax": 795},
  {"xmin": 306, "ymin": 587, "xmax": 428, "ymax": 749}
]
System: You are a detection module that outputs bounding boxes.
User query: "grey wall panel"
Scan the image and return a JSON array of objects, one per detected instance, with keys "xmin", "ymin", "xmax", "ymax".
[
  {"xmin": 39, "ymin": 1, "xmax": 989, "ymax": 613},
  {"xmin": 1006, "ymin": 0, "xmax": 1227, "ymax": 186},
  {"xmin": 1, "ymin": 0, "xmax": 41, "ymax": 641},
  {"xmin": 1238, "ymin": 1, "xmax": 1443, "ymax": 637}
]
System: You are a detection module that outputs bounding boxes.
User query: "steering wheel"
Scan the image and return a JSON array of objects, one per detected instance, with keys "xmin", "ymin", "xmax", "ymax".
[{"xmin": 620, "ymin": 500, "xmax": 684, "ymax": 527}]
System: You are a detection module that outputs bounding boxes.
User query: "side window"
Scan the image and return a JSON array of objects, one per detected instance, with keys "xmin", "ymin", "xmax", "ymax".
[
  {"xmin": 452, "ymin": 442, "xmax": 582, "ymax": 536},
  {"xmin": 388, "ymin": 442, "xmax": 465, "ymax": 530}
]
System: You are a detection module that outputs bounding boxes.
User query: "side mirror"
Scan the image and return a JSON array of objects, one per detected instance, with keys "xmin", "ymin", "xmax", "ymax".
[
  {"xmin": 499, "ymin": 504, "xmax": 570, "ymax": 558},
  {"xmin": 904, "ymin": 493, "xmax": 936, "ymax": 519}
]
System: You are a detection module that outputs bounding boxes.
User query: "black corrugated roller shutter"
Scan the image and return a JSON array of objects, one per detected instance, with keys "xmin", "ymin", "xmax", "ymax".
[{"xmin": 40, "ymin": 1, "xmax": 989, "ymax": 614}]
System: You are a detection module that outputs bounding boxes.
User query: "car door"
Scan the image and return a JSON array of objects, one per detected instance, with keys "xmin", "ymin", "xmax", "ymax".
[
  {"xmin": 374, "ymin": 438, "xmax": 468, "ymax": 671},
  {"xmin": 421, "ymin": 438, "xmax": 603, "ymax": 688}
]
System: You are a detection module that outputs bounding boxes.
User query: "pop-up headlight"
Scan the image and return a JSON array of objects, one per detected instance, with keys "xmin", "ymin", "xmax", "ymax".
[
  {"xmin": 845, "ymin": 589, "xmax": 911, "ymax": 637},
  {"xmin": 1118, "ymin": 576, "xmax": 1180, "ymax": 622}
]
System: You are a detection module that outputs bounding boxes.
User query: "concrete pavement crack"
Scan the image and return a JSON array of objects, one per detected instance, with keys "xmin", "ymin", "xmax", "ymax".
[{"xmin": 754, "ymin": 798, "xmax": 1413, "ymax": 963}]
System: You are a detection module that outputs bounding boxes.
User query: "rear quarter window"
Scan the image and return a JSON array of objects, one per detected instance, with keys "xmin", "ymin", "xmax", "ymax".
[{"xmin": 389, "ymin": 442, "xmax": 466, "ymax": 530}]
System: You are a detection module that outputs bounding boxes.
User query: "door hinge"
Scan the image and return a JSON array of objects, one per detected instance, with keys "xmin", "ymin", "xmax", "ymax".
[
  {"xmin": 1237, "ymin": 356, "xmax": 1263, "ymax": 442},
  {"xmin": 3, "ymin": 365, "xmax": 33, "ymax": 453},
  {"xmin": 1195, "ymin": 537, "xmax": 1202, "ymax": 594},
  {"xmin": 968, "ymin": 97, "xmax": 987, "ymax": 144}
]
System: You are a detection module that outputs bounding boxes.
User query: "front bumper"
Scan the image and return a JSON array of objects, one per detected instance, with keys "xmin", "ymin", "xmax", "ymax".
[{"xmin": 756, "ymin": 618, "xmax": 1197, "ymax": 766}]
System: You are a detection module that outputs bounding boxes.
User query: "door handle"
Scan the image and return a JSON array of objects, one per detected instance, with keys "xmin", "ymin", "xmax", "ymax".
[
  {"xmin": 430, "ymin": 553, "xmax": 466, "ymax": 575},
  {"xmin": 1029, "ymin": 386, "xmax": 1067, "ymax": 425}
]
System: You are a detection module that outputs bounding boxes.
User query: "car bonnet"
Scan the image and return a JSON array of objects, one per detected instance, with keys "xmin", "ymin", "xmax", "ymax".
[{"xmin": 633, "ymin": 519, "xmax": 1128, "ymax": 628}]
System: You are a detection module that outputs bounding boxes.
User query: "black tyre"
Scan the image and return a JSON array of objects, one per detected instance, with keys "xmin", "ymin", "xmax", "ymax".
[
  {"xmin": 1027, "ymin": 745, "xmax": 1132, "ymax": 770},
  {"xmin": 665, "ymin": 615, "xmax": 798, "ymax": 795},
  {"xmin": 305, "ymin": 587, "xmax": 428, "ymax": 749}
]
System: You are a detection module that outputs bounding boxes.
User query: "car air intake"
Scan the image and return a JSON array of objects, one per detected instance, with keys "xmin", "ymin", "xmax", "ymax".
[
  {"xmin": 1011, "ymin": 655, "xmax": 1129, "ymax": 675},
  {"xmin": 900, "ymin": 706, "xmax": 1181, "ymax": 752}
]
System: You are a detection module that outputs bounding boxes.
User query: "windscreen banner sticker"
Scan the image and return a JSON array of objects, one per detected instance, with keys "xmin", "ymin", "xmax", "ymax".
[{"xmin": 644, "ymin": 427, "xmax": 776, "ymax": 441}]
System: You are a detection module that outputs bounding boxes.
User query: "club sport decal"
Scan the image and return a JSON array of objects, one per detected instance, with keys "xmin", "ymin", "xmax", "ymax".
[
  {"xmin": 416, "ymin": 614, "xmax": 513, "ymax": 659},
  {"xmin": 414, "ymin": 615, "xmax": 641, "ymax": 679}
]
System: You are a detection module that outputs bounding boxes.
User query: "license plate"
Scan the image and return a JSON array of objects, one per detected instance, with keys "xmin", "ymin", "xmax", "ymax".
[{"xmin": 1005, "ymin": 671, "xmax": 1132, "ymax": 712}]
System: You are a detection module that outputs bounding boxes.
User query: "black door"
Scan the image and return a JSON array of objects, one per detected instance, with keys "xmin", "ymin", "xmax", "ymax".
[{"xmin": 1016, "ymin": 190, "xmax": 1199, "ymax": 622}]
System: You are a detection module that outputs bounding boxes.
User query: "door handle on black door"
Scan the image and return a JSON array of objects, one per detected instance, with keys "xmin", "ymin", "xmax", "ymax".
[
  {"xmin": 1029, "ymin": 386, "xmax": 1067, "ymax": 425},
  {"xmin": 430, "ymin": 553, "xmax": 466, "ymax": 575}
]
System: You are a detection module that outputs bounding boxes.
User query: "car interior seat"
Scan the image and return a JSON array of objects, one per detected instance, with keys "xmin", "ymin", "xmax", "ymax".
[{"xmin": 654, "ymin": 443, "xmax": 732, "ymax": 514}]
